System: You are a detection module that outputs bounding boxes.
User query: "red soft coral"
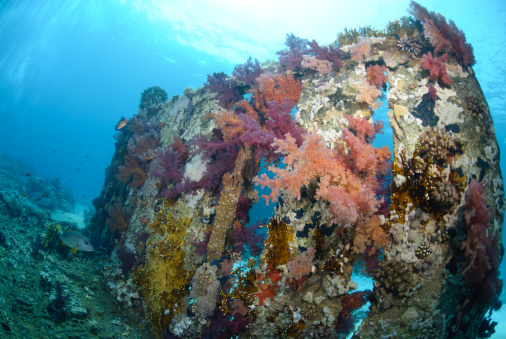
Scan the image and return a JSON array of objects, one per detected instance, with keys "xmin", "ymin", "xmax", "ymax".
[
  {"xmin": 421, "ymin": 52, "xmax": 452, "ymax": 86},
  {"xmin": 410, "ymin": 1, "xmax": 475, "ymax": 66},
  {"xmin": 461, "ymin": 179, "xmax": 502, "ymax": 305}
]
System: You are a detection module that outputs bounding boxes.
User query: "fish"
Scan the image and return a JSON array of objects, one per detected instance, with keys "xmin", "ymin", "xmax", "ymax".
[
  {"xmin": 59, "ymin": 230, "xmax": 94, "ymax": 253},
  {"xmin": 116, "ymin": 118, "xmax": 129, "ymax": 130},
  {"xmin": 27, "ymin": 192, "xmax": 53, "ymax": 207}
]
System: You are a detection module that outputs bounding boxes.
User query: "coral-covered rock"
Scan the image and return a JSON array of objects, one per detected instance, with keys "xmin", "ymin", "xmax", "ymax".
[{"xmin": 89, "ymin": 3, "xmax": 504, "ymax": 338}]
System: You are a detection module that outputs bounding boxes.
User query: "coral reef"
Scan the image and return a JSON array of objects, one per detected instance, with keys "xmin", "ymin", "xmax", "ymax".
[{"xmin": 83, "ymin": 2, "xmax": 504, "ymax": 338}]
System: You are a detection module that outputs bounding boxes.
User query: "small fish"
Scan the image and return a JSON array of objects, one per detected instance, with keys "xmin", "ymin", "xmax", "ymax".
[
  {"xmin": 59, "ymin": 230, "xmax": 94, "ymax": 253},
  {"xmin": 26, "ymin": 173, "xmax": 31, "ymax": 177},
  {"xmin": 21, "ymin": 193, "xmax": 27, "ymax": 197},
  {"xmin": 116, "ymin": 118, "xmax": 129, "ymax": 130}
]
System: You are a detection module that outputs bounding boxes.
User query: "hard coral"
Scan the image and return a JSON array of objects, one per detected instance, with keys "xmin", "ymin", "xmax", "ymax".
[
  {"xmin": 372, "ymin": 260, "xmax": 420, "ymax": 309},
  {"xmin": 139, "ymin": 86, "xmax": 168, "ymax": 114}
]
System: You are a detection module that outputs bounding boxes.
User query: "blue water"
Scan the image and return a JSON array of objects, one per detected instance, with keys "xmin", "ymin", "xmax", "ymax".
[{"xmin": 1, "ymin": 0, "xmax": 505, "ymax": 336}]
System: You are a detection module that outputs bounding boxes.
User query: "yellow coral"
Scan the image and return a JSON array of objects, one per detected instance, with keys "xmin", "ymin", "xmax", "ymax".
[
  {"xmin": 264, "ymin": 217, "xmax": 294, "ymax": 269},
  {"xmin": 132, "ymin": 200, "xmax": 194, "ymax": 337},
  {"xmin": 43, "ymin": 222, "xmax": 61, "ymax": 247}
]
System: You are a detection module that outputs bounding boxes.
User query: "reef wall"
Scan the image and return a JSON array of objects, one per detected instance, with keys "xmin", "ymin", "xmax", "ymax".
[{"xmin": 89, "ymin": 2, "xmax": 504, "ymax": 338}]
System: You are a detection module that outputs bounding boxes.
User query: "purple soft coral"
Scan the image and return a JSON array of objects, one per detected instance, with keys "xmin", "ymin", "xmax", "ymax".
[
  {"xmin": 266, "ymin": 98, "xmax": 304, "ymax": 147},
  {"xmin": 308, "ymin": 39, "xmax": 342, "ymax": 70},
  {"xmin": 233, "ymin": 57, "xmax": 262, "ymax": 87},
  {"xmin": 149, "ymin": 146, "xmax": 185, "ymax": 197},
  {"xmin": 204, "ymin": 72, "xmax": 243, "ymax": 109},
  {"xmin": 276, "ymin": 33, "xmax": 309, "ymax": 70}
]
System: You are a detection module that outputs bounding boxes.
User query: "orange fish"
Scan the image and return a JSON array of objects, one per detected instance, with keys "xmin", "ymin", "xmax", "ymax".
[
  {"xmin": 21, "ymin": 193, "xmax": 27, "ymax": 197},
  {"xmin": 116, "ymin": 119, "xmax": 129, "ymax": 130}
]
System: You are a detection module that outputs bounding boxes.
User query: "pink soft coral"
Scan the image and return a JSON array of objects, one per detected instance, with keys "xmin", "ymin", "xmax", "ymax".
[
  {"xmin": 350, "ymin": 80, "xmax": 382, "ymax": 109},
  {"xmin": 287, "ymin": 247, "xmax": 315, "ymax": 280},
  {"xmin": 255, "ymin": 116, "xmax": 391, "ymax": 225},
  {"xmin": 349, "ymin": 36, "xmax": 371, "ymax": 62}
]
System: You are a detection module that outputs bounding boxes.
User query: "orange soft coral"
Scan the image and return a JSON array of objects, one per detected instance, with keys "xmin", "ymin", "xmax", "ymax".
[
  {"xmin": 252, "ymin": 73, "xmax": 301, "ymax": 113},
  {"xmin": 117, "ymin": 154, "xmax": 148, "ymax": 188},
  {"xmin": 212, "ymin": 110, "xmax": 245, "ymax": 142}
]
